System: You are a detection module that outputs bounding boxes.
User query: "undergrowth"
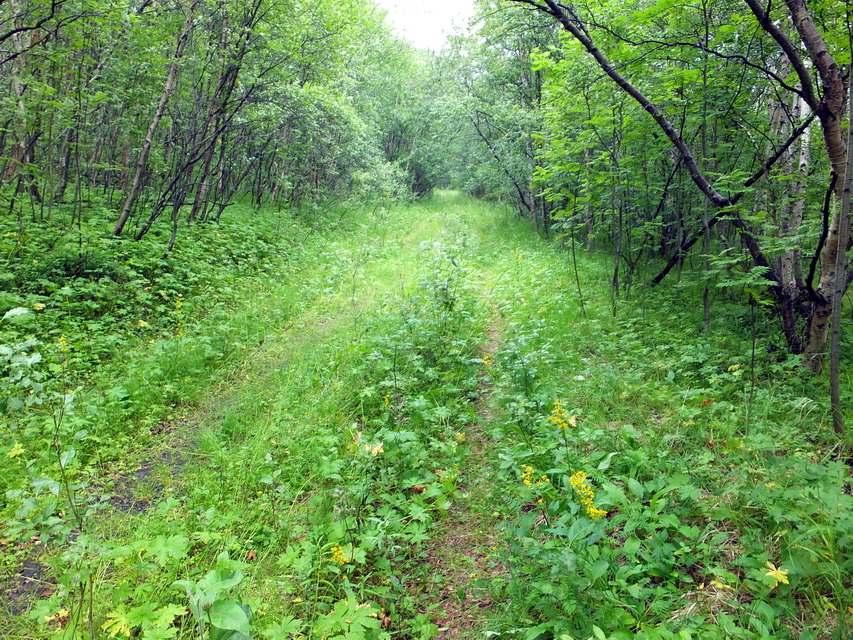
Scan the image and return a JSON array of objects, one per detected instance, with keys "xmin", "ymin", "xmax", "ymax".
[
  {"xmin": 1, "ymin": 195, "xmax": 490, "ymax": 639},
  {"xmin": 476, "ymin": 212, "xmax": 853, "ymax": 640},
  {"xmin": 1, "ymin": 193, "xmax": 851, "ymax": 639}
]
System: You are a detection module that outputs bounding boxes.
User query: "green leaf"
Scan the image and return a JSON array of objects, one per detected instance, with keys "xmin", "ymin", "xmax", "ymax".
[
  {"xmin": 627, "ymin": 477, "xmax": 645, "ymax": 499},
  {"xmin": 147, "ymin": 535, "xmax": 191, "ymax": 566},
  {"xmin": 60, "ymin": 448, "xmax": 77, "ymax": 467},
  {"xmin": 102, "ymin": 606, "xmax": 133, "ymax": 639},
  {"xmin": 2, "ymin": 307, "xmax": 29, "ymax": 322},
  {"xmin": 209, "ymin": 600, "xmax": 251, "ymax": 636},
  {"xmin": 597, "ymin": 452, "xmax": 618, "ymax": 471},
  {"xmin": 194, "ymin": 568, "xmax": 244, "ymax": 605},
  {"xmin": 589, "ymin": 559, "xmax": 609, "ymax": 582},
  {"xmin": 261, "ymin": 616, "xmax": 303, "ymax": 638},
  {"xmin": 142, "ymin": 629, "xmax": 178, "ymax": 640},
  {"xmin": 32, "ymin": 477, "xmax": 61, "ymax": 495},
  {"xmin": 524, "ymin": 623, "xmax": 552, "ymax": 640}
]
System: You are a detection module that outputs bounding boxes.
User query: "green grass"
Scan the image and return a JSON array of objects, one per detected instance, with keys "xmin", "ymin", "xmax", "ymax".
[
  {"xmin": 473, "ymin": 206, "xmax": 853, "ymax": 640},
  {"xmin": 1, "ymin": 192, "xmax": 851, "ymax": 640},
  {"xmin": 1, "ymin": 193, "xmax": 491, "ymax": 638}
]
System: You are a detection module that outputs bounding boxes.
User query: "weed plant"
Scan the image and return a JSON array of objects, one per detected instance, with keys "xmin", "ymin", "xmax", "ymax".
[
  {"xmin": 3, "ymin": 194, "xmax": 851, "ymax": 639},
  {"xmin": 1, "ymin": 195, "xmax": 491, "ymax": 638},
  {"xmin": 478, "ymin": 212, "xmax": 852, "ymax": 640}
]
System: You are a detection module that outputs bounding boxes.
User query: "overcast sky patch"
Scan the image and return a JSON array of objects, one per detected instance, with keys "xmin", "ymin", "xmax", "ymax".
[{"xmin": 374, "ymin": 0, "xmax": 476, "ymax": 51}]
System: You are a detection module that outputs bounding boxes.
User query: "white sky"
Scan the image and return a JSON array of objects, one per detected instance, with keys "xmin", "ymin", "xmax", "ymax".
[{"xmin": 374, "ymin": 0, "xmax": 477, "ymax": 51}]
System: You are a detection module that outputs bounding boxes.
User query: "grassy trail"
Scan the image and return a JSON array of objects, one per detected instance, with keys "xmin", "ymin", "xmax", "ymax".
[
  {"xmin": 5, "ymin": 193, "xmax": 851, "ymax": 640},
  {"xmin": 3, "ymin": 193, "xmax": 520, "ymax": 639},
  {"xmin": 413, "ymin": 316, "xmax": 506, "ymax": 638}
]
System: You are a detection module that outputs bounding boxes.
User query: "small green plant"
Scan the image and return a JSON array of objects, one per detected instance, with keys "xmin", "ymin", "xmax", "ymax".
[{"xmin": 173, "ymin": 553, "xmax": 252, "ymax": 640}]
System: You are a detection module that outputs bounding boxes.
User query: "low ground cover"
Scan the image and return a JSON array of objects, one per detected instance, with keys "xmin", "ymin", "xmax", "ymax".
[
  {"xmin": 1, "ymin": 194, "xmax": 850, "ymax": 639},
  {"xmin": 476, "ymin": 211, "xmax": 852, "ymax": 640}
]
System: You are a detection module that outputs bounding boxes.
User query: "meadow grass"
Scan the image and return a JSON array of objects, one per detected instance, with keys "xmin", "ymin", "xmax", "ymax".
[{"xmin": 2, "ymin": 193, "xmax": 850, "ymax": 639}]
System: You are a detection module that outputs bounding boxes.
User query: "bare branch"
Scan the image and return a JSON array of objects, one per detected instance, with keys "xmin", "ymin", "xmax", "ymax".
[
  {"xmin": 508, "ymin": 0, "xmax": 734, "ymax": 209},
  {"xmin": 743, "ymin": 0, "xmax": 819, "ymax": 111}
]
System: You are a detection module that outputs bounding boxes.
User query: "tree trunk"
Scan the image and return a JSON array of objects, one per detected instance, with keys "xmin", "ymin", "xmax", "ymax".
[
  {"xmin": 506, "ymin": 0, "xmax": 846, "ymax": 370},
  {"xmin": 745, "ymin": 0, "xmax": 847, "ymax": 369},
  {"xmin": 829, "ymin": 77, "xmax": 853, "ymax": 436},
  {"xmin": 113, "ymin": 0, "xmax": 200, "ymax": 237},
  {"xmin": 3, "ymin": 0, "xmax": 39, "ymax": 198}
]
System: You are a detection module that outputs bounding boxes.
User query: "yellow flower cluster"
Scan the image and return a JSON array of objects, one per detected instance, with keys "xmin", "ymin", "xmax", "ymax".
[
  {"xmin": 569, "ymin": 471, "xmax": 607, "ymax": 521},
  {"xmin": 550, "ymin": 398, "xmax": 577, "ymax": 430},
  {"xmin": 363, "ymin": 442, "xmax": 384, "ymax": 456},
  {"xmin": 7, "ymin": 442, "xmax": 24, "ymax": 458},
  {"xmin": 330, "ymin": 544, "xmax": 350, "ymax": 566},
  {"xmin": 521, "ymin": 465, "xmax": 550, "ymax": 490}
]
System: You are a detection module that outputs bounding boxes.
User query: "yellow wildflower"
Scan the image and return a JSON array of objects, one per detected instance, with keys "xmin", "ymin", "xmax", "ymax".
[
  {"xmin": 7, "ymin": 442, "xmax": 24, "ymax": 458},
  {"xmin": 521, "ymin": 465, "xmax": 535, "ymax": 490},
  {"xmin": 330, "ymin": 544, "xmax": 350, "ymax": 566},
  {"xmin": 568, "ymin": 471, "xmax": 606, "ymax": 521},
  {"xmin": 587, "ymin": 505, "xmax": 607, "ymax": 520},
  {"xmin": 32, "ymin": 302, "xmax": 46, "ymax": 311},
  {"xmin": 522, "ymin": 465, "xmax": 550, "ymax": 497},
  {"xmin": 765, "ymin": 561, "xmax": 789, "ymax": 588},
  {"xmin": 550, "ymin": 398, "xmax": 577, "ymax": 430}
]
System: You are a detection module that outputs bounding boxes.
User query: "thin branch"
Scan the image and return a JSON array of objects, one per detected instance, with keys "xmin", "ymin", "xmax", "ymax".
[
  {"xmin": 806, "ymin": 172, "xmax": 839, "ymax": 302},
  {"xmin": 509, "ymin": 0, "xmax": 734, "ymax": 209},
  {"xmin": 468, "ymin": 113, "xmax": 533, "ymax": 213},
  {"xmin": 651, "ymin": 111, "xmax": 816, "ymax": 284},
  {"xmin": 743, "ymin": 0, "xmax": 819, "ymax": 111},
  {"xmin": 582, "ymin": 23, "xmax": 804, "ymax": 97}
]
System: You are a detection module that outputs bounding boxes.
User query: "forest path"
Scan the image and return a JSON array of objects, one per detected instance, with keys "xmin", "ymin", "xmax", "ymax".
[
  {"xmin": 414, "ymin": 311, "xmax": 507, "ymax": 639},
  {"xmin": 3, "ymin": 194, "xmax": 534, "ymax": 639}
]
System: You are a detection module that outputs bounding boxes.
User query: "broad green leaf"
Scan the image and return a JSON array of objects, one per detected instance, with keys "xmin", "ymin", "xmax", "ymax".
[
  {"xmin": 2, "ymin": 307, "xmax": 29, "ymax": 321},
  {"xmin": 209, "ymin": 600, "xmax": 251, "ymax": 635}
]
